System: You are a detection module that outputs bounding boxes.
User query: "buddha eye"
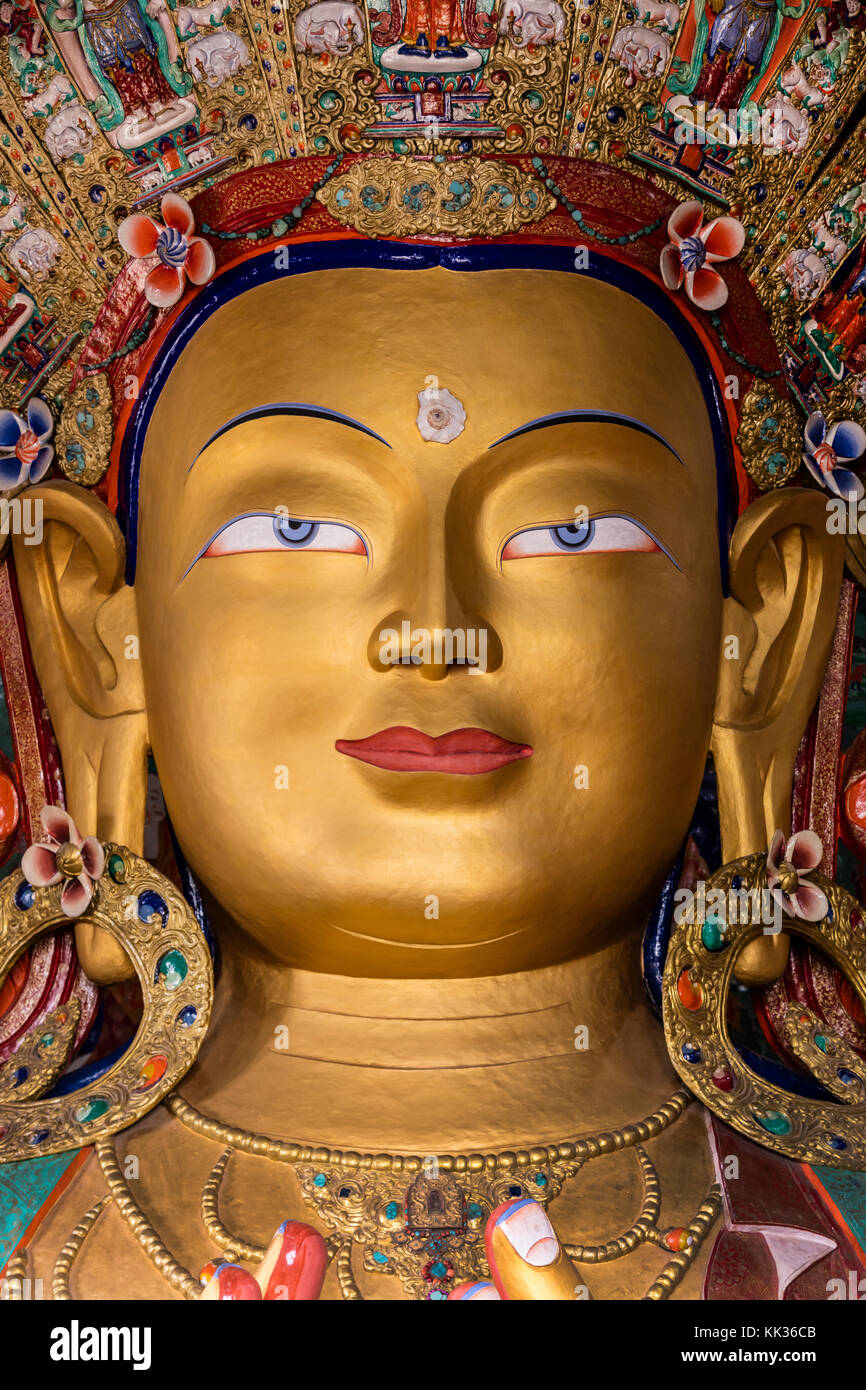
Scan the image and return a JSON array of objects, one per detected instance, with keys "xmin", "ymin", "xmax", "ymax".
[
  {"xmin": 198, "ymin": 512, "xmax": 367, "ymax": 562},
  {"xmin": 501, "ymin": 515, "xmax": 663, "ymax": 561}
]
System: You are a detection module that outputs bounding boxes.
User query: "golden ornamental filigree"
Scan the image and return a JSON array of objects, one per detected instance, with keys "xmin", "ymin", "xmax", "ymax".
[
  {"xmin": 286, "ymin": 0, "xmax": 380, "ymax": 157},
  {"xmin": 782, "ymin": 1003, "xmax": 866, "ymax": 1103},
  {"xmin": 0, "ymin": 1000, "xmax": 81, "ymax": 1102},
  {"xmin": 316, "ymin": 157, "xmax": 556, "ymax": 237},
  {"xmin": 0, "ymin": 844, "xmax": 213, "ymax": 1163},
  {"xmin": 294, "ymin": 1155, "xmax": 579, "ymax": 1298},
  {"xmin": 579, "ymin": 0, "xmax": 682, "ymax": 169},
  {"xmin": 663, "ymin": 850, "xmax": 866, "ymax": 1168},
  {"xmin": 736, "ymin": 378, "xmax": 802, "ymax": 489},
  {"xmin": 484, "ymin": 25, "xmax": 574, "ymax": 155},
  {"xmin": 55, "ymin": 371, "xmax": 114, "ymax": 486}
]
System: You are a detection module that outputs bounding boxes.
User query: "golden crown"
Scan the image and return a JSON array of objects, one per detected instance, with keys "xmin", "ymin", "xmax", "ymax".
[{"xmin": 0, "ymin": 0, "xmax": 864, "ymax": 465}]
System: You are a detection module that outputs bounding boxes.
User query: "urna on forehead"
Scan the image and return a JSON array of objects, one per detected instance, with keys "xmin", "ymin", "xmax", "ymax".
[{"xmin": 122, "ymin": 241, "xmax": 733, "ymax": 583}]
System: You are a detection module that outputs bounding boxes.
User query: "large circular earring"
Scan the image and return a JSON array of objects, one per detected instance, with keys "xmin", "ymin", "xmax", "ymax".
[
  {"xmin": 663, "ymin": 835, "xmax": 866, "ymax": 1169},
  {"xmin": 0, "ymin": 836, "xmax": 213, "ymax": 1163}
]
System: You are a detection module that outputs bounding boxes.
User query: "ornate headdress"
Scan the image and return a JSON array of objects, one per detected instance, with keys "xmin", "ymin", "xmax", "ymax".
[
  {"xmin": 2, "ymin": 0, "xmax": 866, "ymax": 1171},
  {"xmin": 0, "ymin": 0, "xmax": 864, "ymax": 493}
]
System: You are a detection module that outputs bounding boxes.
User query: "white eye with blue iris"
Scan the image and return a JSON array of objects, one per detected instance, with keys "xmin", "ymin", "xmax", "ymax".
[
  {"xmin": 274, "ymin": 516, "xmax": 319, "ymax": 546},
  {"xmin": 502, "ymin": 515, "xmax": 661, "ymax": 561},
  {"xmin": 200, "ymin": 512, "xmax": 367, "ymax": 561},
  {"xmin": 550, "ymin": 519, "xmax": 594, "ymax": 550}
]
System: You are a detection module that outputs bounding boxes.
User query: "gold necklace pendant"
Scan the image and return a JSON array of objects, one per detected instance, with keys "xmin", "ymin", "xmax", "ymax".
[{"xmin": 291, "ymin": 1155, "xmax": 578, "ymax": 1299}]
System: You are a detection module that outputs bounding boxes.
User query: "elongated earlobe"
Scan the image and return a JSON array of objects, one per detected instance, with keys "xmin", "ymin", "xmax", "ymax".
[
  {"xmin": 711, "ymin": 488, "xmax": 845, "ymax": 984},
  {"xmin": 12, "ymin": 481, "xmax": 148, "ymax": 982}
]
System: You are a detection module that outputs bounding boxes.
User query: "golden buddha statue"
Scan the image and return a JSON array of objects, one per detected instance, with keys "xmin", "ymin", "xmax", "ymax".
[{"xmin": 1, "ymin": 14, "xmax": 866, "ymax": 1303}]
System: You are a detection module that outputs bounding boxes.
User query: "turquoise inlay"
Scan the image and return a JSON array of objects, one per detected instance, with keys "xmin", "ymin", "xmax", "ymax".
[
  {"xmin": 813, "ymin": 1166, "xmax": 866, "ymax": 1253},
  {"xmin": 0, "ymin": 1150, "xmax": 81, "ymax": 1265}
]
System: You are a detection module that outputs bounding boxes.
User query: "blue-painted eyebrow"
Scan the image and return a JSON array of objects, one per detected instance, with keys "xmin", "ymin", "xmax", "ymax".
[
  {"xmin": 488, "ymin": 411, "xmax": 684, "ymax": 464},
  {"xmin": 189, "ymin": 403, "xmax": 391, "ymax": 469}
]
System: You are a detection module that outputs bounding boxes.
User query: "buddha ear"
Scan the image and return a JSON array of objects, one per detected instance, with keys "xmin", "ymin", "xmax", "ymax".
[
  {"xmin": 11, "ymin": 481, "xmax": 147, "ymax": 983},
  {"xmin": 711, "ymin": 488, "xmax": 844, "ymax": 985}
]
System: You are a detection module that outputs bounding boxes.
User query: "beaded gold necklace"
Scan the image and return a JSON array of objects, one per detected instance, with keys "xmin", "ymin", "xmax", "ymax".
[{"xmin": 42, "ymin": 1084, "xmax": 722, "ymax": 1301}]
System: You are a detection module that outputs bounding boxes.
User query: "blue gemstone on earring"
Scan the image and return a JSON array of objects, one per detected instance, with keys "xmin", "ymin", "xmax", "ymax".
[
  {"xmin": 29, "ymin": 1129, "xmax": 50, "ymax": 1145},
  {"xmin": 825, "ymin": 902, "xmax": 833, "ymax": 924},
  {"xmin": 15, "ymin": 882, "xmax": 33, "ymax": 910},
  {"xmin": 313, "ymin": 1172, "xmax": 327, "ymax": 1188},
  {"xmin": 12, "ymin": 1066, "xmax": 28, "ymax": 1087},
  {"xmin": 508, "ymin": 1184, "xmax": 522, "ymax": 1197},
  {"xmin": 682, "ymin": 1043, "xmax": 702, "ymax": 1064},
  {"xmin": 826, "ymin": 1134, "xmax": 847, "ymax": 1151},
  {"xmin": 177, "ymin": 1005, "xmax": 198, "ymax": 1028},
  {"xmin": 372, "ymin": 1251, "xmax": 388, "ymax": 1264},
  {"xmin": 138, "ymin": 890, "xmax": 168, "ymax": 926},
  {"xmin": 837, "ymin": 1068, "xmax": 858, "ymax": 1085}
]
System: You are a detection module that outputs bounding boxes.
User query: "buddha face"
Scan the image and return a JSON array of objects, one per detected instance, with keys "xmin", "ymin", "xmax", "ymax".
[{"xmin": 134, "ymin": 267, "xmax": 722, "ymax": 977}]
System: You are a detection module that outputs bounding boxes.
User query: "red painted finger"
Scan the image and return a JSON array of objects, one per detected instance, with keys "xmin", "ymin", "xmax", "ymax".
[
  {"xmin": 256, "ymin": 1220, "xmax": 328, "ymax": 1300},
  {"xmin": 199, "ymin": 1261, "xmax": 262, "ymax": 1300}
]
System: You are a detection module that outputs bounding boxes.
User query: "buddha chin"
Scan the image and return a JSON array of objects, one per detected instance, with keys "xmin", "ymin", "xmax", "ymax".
[{"xmin": 136, "ymin": 266, "xmax": 722, "ymax": 982}]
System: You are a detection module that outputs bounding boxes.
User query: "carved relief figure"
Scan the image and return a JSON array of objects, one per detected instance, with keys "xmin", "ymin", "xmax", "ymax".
[{"xmin": 42, "ymin": 0, "xmax": 197, "ymax": 148}]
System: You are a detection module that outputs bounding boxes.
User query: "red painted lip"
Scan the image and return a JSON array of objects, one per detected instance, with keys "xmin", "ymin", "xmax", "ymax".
[{"xmin": 335, "ymin": 726, "xmax": 534, "ymax": 775}]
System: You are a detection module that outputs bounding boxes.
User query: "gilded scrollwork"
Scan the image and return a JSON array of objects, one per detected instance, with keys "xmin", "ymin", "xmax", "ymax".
[
  {"xmin": 736, "ymin": 377, "xmax": 802, "ymax": 489},
  {"xmin": 316, "ymin": 154, "xmax": 556, "ymax": 234},
  {"xmin": 782, "ymin": 1003, "xmax": 866, "ymax": 1102},
  {"xmin": 295, "ymin": 1155, "xmax": 576, "ymax": 1297},
  {"xmin": 484, "ymin": 20, "xmax": 575, "ymax": 154},
  {"xmin": 55, "ymin": 369, "xmax": 114, "ymax": 485},
  {"xmin": 0, "ymin": 999, "xmax": 81, "ymax": 1101}
]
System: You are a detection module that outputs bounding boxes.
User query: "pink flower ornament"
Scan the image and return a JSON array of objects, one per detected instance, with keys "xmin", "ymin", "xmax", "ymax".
[
  {"xmin": 118, "ymin": 192, "xmax": 215, "ymax": 309},
  {"xmin": 659, "ymin": 200, "xmax": 745, "ymax": 312},
  {"xmin": 766, "ymin": 829, "xmax": 828, "ymax": 923},
  {"xmin": 21, "ymin": 805, "xmax": 105, "ymax": 918},
  {"xmin": 802, "ymin": 411, "xmax": 866, "ymax": 501}
]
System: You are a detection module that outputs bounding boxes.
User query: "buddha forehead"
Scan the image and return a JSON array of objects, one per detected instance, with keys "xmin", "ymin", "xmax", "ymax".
[{"xmin": 140, "ymin": 265, "xmax": 717, "ymax": 494}]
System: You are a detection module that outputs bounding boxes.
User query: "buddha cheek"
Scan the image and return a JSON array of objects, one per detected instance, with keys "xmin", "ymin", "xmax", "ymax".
[
  {"xmin": 137, "ymin": 574, "xmax": 365, "ymax": 873},
  {"xmin": 499, "ymin": 561, "xmax": 720, "ymax": 939}
]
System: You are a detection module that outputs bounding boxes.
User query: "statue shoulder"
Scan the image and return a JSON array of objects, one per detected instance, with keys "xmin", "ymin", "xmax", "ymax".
[{"xmin": 9, "ymin": 1106, "xmax": 349, "ymax": 1300}]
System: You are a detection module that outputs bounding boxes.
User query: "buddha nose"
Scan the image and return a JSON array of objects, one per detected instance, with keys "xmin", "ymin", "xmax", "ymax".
[{"xmin": 367, "ymin": 547, "xmax": 502, "ymax": 680}]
